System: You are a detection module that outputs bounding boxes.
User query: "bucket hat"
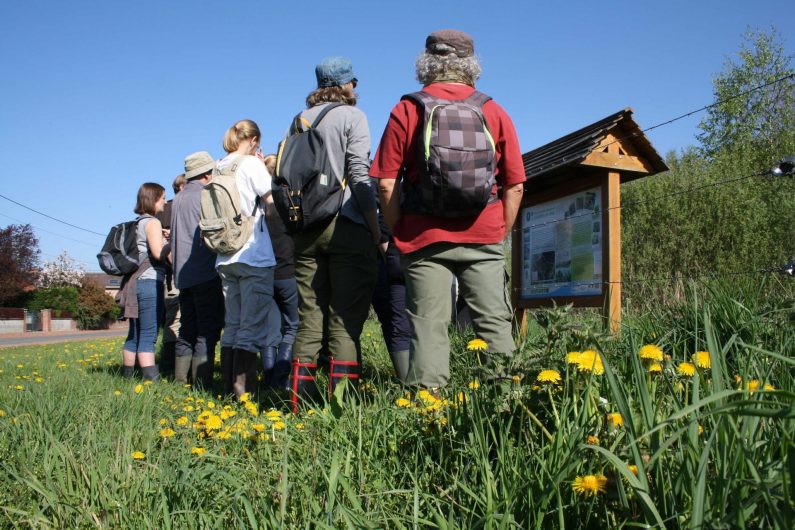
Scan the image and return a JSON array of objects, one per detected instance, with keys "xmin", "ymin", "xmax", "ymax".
[{"xmin": 184, "ymin": 151, "xmax": 215, "ymax": 179}]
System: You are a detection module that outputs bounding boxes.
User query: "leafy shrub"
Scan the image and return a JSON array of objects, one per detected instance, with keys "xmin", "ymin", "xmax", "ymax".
[
  {"xmin": 26, "ymin": 285, "xmax": 79, "ymax": 314},
  {"xmin": 75, "ymin": 281, "xmax": 120, "ymax": 330}
]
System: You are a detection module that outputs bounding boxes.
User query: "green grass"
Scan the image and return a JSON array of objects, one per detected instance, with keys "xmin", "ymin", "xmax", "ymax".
[{"xmin": 1, "ymin": 284, "xmax": 794, "ymax": 528}]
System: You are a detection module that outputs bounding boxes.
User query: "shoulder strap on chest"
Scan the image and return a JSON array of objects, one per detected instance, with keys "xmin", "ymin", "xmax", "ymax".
[{"xmin": 289, "ymin": 103, "xmax": 345, "ymax": 135}]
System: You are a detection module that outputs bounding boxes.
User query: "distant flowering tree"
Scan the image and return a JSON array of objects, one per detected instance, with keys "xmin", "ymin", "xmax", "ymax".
[{"xmin": 38, "ymin": 251, "xmax": 85, "ymax": 288}]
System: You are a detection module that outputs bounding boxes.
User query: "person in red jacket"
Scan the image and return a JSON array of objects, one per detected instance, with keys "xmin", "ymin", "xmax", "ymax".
[{"xmin": 371, "ymin": 29, "xmax": 525, "ymax": 391}]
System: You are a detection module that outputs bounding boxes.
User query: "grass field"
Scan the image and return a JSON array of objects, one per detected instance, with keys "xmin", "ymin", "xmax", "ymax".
[{"xmin": 1, "ymin": 284, "xmax": 794, "ymax": 528}]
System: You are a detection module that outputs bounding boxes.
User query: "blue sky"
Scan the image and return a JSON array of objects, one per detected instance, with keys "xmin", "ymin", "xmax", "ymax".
[{"xmin": 1, "ymin": 0, "xmax": 793, "ymax": 271}]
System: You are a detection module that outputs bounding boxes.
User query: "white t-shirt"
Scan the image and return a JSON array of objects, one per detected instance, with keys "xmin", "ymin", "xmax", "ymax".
[{"xmin": 214, "ymin": 154, "xmax": 276, "ymax": 269}]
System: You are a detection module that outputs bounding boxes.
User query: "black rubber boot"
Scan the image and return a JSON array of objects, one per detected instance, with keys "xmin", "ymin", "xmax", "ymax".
[
  {"xmin": 260, "ymin": 346, "xmax": 277, "ymax": 386},
  {"xmin": 328, "ymin": 356, "xmax": 360, "ymax": 401},
  {"xmin": 122, "ymin": 365, "xmax": 135, "ymax": 379},
  {"xmin": 232, "ymin": 348, "xmax": 257, "ymax": 400},
  {"xmin": 220, "ymin": 346, "xmax": 234, "ymax": 398},
  {"xmin": 142, "ymin": 364, "xmax": 160, "ymax": 382},
  {"xmin": 290, "ymin": 359, "xmax": 319, "ymax": 413},
  {"xmin": 270, "ymin": 342, "xmax": 294, "ymax": 390},
  {"xmin": 174, "ymin": 355, "xmax": 192, "ymax": 384}
]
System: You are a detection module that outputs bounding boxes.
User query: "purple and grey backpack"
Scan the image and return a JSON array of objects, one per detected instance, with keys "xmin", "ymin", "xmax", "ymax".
[{"xmin": 401, "ymin": 90, "xmax": 497, "ymax": 217}]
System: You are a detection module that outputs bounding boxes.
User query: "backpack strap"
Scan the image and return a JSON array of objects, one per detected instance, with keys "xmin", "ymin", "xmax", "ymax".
[
  {"xmin": 463, "ymin": 90, "xmax": 492, "ymax": 108},
  {"xmin": 288, "ymin": 103, "xmax": 345, "ymax": 135}
]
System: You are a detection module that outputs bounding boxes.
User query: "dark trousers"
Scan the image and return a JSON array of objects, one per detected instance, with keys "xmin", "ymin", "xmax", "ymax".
[
  {"xmin": 371, "ymin": 249, "xmax": 410, "ymax": 354},
  {"xmin": 176, "ymin": 276, "xmax": 224, "ymax": 359},
  {"xmin": 274, "ymin": 277, "xmax": 300, "ymax": 346}
]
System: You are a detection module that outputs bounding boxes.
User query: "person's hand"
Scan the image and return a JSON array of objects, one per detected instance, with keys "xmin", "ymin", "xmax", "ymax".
[{"xmin": 162, "ymin": 228, "xmax": 170, "ymax": 241}]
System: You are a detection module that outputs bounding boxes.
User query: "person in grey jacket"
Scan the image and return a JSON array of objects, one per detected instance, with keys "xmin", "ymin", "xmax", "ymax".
[{"xmin": 289, "ymin": 56, "xmax": 381, "ymax": 410}]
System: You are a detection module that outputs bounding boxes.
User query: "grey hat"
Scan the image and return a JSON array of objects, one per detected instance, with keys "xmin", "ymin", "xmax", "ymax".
[
  {"xmin": 184, "ymin": 151, "xmax": 215, "ymax": 180},
  {"xmin": 425, "ymin": 29, "xmax": 475, "ymax": 58},
  {"xmin": 315, "ymin": 56, "xmax": 357, "ymax": 88}
]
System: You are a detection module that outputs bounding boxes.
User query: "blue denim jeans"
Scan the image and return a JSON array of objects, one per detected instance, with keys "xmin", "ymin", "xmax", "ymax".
[{"xmin": 124, "ymin": 279, "xmax": 164, "ymax": 354}]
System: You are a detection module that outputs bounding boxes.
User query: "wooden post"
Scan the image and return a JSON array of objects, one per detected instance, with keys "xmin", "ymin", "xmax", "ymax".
[{"xmin": 605, "ymin": 170, "xmax": 622, "ymax": 332}]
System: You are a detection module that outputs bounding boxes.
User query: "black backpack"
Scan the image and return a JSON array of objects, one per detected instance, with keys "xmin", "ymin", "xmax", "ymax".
[
  {"xmin": 96, "ymin": 215, "xmax": 149, "ymax": 276},
  {"xmin": 401, "ymin": 90, "xmax": 497, "ymax": 217},
  {"xmin": 272, "ymin": 103, "xmax": 345, "ymax": 234}
]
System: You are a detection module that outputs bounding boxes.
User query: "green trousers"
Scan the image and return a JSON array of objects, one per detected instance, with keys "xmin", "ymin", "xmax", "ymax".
[
  {"xmin": 293, "ymin": 216, "xmax": 377, "ymax": 363},
  {"xmin": 401, "ymin": 242, "xmax": 515, "ymax": 388}
]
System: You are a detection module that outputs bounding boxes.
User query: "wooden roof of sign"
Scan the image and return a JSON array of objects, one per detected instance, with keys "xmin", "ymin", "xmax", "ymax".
[{"xmin": 522, "ymin": 108, "xmax": 668, "ymax": 189}]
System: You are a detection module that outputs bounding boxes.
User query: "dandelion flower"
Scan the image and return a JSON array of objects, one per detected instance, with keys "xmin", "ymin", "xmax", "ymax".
[
  {"xmin": 252, "ymin": 423, "xmax": 266, "ymax": 433},
  {"xmin": 143, "ymin": 380, "xmax": 152, "ymax": 386},
  {"xmin": 607, "ymin": 413, "xmax": 624, "ymax": 428},
  {"xmin": 572, "ymin": 474, "xmax": 607, "ymax": 497},
  {"xmin": 239, "ymin": 392, "xmax": 250, "ymax": 403},
  {"xmin": 191, "ymin": 447, "xmax": 206, "ymax": 456},
  {"xmin": 586, "ymin": 435, "xmax": 600, "ymax": 445},
  {"xmin": 577, "ymin": 350, "xmax": 604, "ymax": 375},
  {"xmin": 204, "ymin": 415, "xmax": 223, "ymax": 431},
  {"xmin": 395, "ymin": 397, "xmax": 411, "ymax": 408},
  {"xmin": 764, "ymin": 383, "xmax": 775, "ymax": 391},
  {"xmin": 131, "ymin": 451, "xmax": 146, "ymax": 460},
  {"xmin": 159, "ymin": 428, "xmax": 175, "ymax": 438},
  {"xmin": 14, "ymin": 385, "xmax": 23, "ymax": 390},
  {"xmin": 0, "ymin": 410, "xmax": 5, "ymax": 417},
  {"xmin": 537, "ymin": 370, "xmax": 562, "ymax": 385},
  {"xmin": 648, "ymin": 362, "xmax": 663, "ymax": 374},
  {"xmin": 627, "ymin": 464, "xmax": 639, "ymax": 476},
  {"xmin": 745, "ymin": 380, "xmax": 761, "ymax": 392},
  {"xmin": 176, "ymin": 416, "xmax": 189, "ymax": 427},
  {"xmin": 134, "ymin": 384, "xmax": 143, "ymax": 394},
  {"xmin": 272, "ymin": 421, "xmax": 286, "ymax": 431},
  {"xmin": 295, "ymin": 423, "xmax": 305, "ymax": 430},
  {"xmin": 693, "ymin": 351, "xmax": 711, "ymax": 369},
  {"xmin": 265, "ymin": 410, "xmax": 282, "ymax": 419},
  {"xmin": 697, "ymin": 424, "xmax": 704, "ymax": 435},
  {"xmin": 114, "ymin": 390, "xmax": 122, "ymax": 396},
  {"xmin": 566, "ymin": 351, "xmax": 582, "ymax": 364},
  {"xmin": 677, "ymin": 362, "xmax": 695, "ymax": 377},
  {"xmin": 468, "ymin": 380, "xmax": 481, "ymax": 390},
  {"xmin": 466, "ymin": 338, "xmax": 488, "ymax": 351},
  {"xmin": 639, "ymin": 344, "xmax": 663, "ymax": 362}
]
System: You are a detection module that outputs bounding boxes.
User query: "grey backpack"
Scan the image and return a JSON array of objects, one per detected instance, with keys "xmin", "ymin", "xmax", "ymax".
[
  {"xmin": 199, "ymin": 155, "xmax": 257, "ymax": 255},
  {"xmin": 401, "ymin": 90, "xmax": 497, "ymax": 217}
]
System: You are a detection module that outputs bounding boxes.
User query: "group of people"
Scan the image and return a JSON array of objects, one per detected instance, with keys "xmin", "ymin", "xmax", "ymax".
[{"xmin": 119, "ymin": 30, "xmax": 525, "ymax": 410}]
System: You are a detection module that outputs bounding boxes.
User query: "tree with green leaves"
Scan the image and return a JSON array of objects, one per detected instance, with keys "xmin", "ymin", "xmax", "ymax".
[
  {"xmin": 0, "ymin": 224, "xmax": 40, "ymax": 306},
  {"xmin": 697, "ymin": 28, "xmax": 794, "ymax": 164}
]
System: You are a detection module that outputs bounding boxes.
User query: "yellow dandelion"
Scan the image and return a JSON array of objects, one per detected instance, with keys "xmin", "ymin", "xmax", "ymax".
[
  {"xmin": 745, "ymin": 380, "xmax": 761, "ymax": 392},
  {"xmin": 537, "ymin": 369, "xmax": 562, "ymax": 385},
  {"xmin": 239, "ymin": 392, "xmax": 251, "ymax": 403},
  {"xmin": 627, "ymin": 464, "xmax": 639, "ymax": 476},
  {"xmin": 34, "ymin": 377, "xmax": 43, "ymax": 383},
  {"xmin": 0, "ymin": 410, "xmax": 5, "ymax": 417},
  {"xmin": 216, "ymin": 429, "xmax": 232, "ymax": 440},
  {"xmin": 204, "ymin": 415, "xmax": 223, "ymax": 431},
  {"xmin": 511, "ymin": 374, "xmax": 522, "ymax": 384},
  {"xmin": 176, "ymin": 416, "xmax": 189, "ymax": 427},
  {"xmin": 697, "ymin": 424, "xmax": 704, "ymax": 435},
  {"xmin": 468, "ymin": 380, "xmax": 481, "ymax": 390},
  {"xmin": 244, "ymin": 402, "xmax": 259, "ymax": 416},
  {"xmin": 131, "ymin": 451, "xmax": 146, "ymax": 460},
  {"xmin": 159, "ymin": 418, "xmax": 168, "ymax": 426},
  {"xmin": 206, "ymin": 401, "xmax": 215, "ymax": 409},
  {"xmin": 272, "ymin": 421, "xmax": 286, "ymax": 431},
  {"xmin": 693, "ymin": 351, "xmax": 711, "ymax": 369},
  {"xmin": 307, "ymin": 408, "xmax": 317, "ymax": 416},
  {"xmin": 220, "ymin": 410, "xmax": 236, "ymax": 420},
  {"xmin": 456, "ymin": 392, "xmax": 468, "ymax": 404},
  {"xmin": 572, "ymin": 474, "xmax": 607, "ymax": 497},
  {"xmin": 677, "ymin": 362, "xmax": 695, "ymax": 377},
  {"xmin": 143, "ymin": 380, "xmax": 153, "ymax": 386},
  {"xmin": 764, "ymin": 383, "xmax": 775, "ymax": 391},
  {"xmin": 265, "ymin": 409, "xmax": 282, "ymax": 419},
  {"xmin": 191, "ymin": 447, "xmax": 206, "ymax": 456},
  {"xmin": 159, "ymin": 428, "xmax": 176, "ymax": 438},
  {"xmin": 466, "ymin": 338, "xmax": 488, "ymax": 351},
  {"xmin": 295, "ymin": 423, "xmax": 305, "ymax": 430},
  {"xmin": 14, "ymin": 385, "xmax": 23, "ymax": 390},
  {"xmin": 648, "ymin": 362, "xmax": 663, "ymax": 374},
  {"xmin": 607, "ymin": 412, "xmax": 624, "ymax": 428},
  {"xmin": 417, "ymin": 389, "xmax": 440, "ymax": 403},
  {"xmin": 586, "ymin": 435, "xmax": 600, "ymax": 445},
  {"xmin": 395, "ymin": 397, "xmax": 411, "ymax": 408},
  {"xmin": 134, "ymin": 384, "xmax": 143, "ymax": 394},
  {"xmin": 114, "ymin": 390, "xmax": 122, "ymax": 396},
  {"xmin": 639, "ymin": 344, "xmax": 663, "ymax": 362},
  {"xmin": 577, "ymin": 350, "xmax": 604, "ymax": 375},
  {"xmin": 183, "ymin": 405, "xmax": 194, "ymax": 412},
  {"xmin": 566, "ymin": 351, "xmax": 582, "ymax": 364}
]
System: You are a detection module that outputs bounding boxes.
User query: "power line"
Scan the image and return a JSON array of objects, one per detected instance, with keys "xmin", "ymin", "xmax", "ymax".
[
  {"xmin": 0, "ymin": 212, "xmax": 101, "ymax": 247},
  {"xmin": 0, "ymin": 193, "xmax": 105, "ymax": 237}
]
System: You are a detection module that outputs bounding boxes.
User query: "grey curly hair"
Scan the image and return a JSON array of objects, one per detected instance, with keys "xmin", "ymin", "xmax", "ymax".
[{"xmin": 415, "ymin": 51, "xmax": 481, "ymax": 86}]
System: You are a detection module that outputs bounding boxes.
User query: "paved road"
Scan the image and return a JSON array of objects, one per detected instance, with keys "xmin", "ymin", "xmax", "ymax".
[{"xmin": 0, "ymin": 329, "xmax": 127, "ymax": 348}]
